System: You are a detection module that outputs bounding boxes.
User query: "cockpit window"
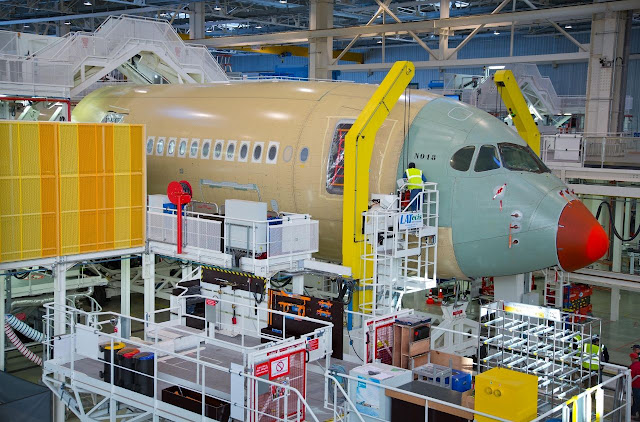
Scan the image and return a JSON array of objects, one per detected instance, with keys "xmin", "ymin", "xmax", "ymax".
[
  {"xmin": 450, "ymin": 146, "xmax": 475, "ymax": 172},
  {"xmin": 474, "ymin": 145, "xmax": 501, "ymax": 172},
  {"xmin": 498, "ymin": 143, "xmax": 550, "ymax": 173}
]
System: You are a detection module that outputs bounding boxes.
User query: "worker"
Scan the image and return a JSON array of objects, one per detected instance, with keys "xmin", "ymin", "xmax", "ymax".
[
  {"xmin": 630, "ymin": 353, "xmax": 640, "ymax": 421},
  {"xmin": 404, "ymin": 162, "xmax": 427, "ymax": 211},
  {"xmin": 633, "ymin": 344, "xmax": 640, "ymax": 355},
  {"xmin": 582, "ymin": 336, "xmax": 608, "ymax": 384}
]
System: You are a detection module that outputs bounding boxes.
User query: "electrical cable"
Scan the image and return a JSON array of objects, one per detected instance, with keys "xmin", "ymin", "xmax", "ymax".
[
  {"xmin": 595, "ymin": 201, "xmax": 640, "ymax": 242},
  {"xmin": 346, "ymin": 329, "xmax": 363, "ymax": 362}
]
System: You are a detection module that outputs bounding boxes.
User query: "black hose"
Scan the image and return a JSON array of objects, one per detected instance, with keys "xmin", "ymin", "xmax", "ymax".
[{"xmin": 595, "ymin": 201, "xmax": 640, "ymax": 242}]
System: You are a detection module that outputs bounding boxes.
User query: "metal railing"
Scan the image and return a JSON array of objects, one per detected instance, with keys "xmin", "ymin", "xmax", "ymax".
[
  {"xmin": 41, "ymin": 301, "xmax": 325, "ymax": 422},
  {"xmin": 147, "ymin": 205, "xmax": 319, "ymax": 276},
  {"xmin": 542, "ymin": 133, "xmax": 640, "ymax": 168},
  {"xmin": 531, "ymin": 362, "xmax": 632, "ymax": 421}
]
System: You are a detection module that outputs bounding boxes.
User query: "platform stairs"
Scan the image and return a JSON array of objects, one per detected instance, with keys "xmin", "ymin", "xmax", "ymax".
[
  {"xmin": 470, "ymin": 63, "xmax": 584, "ymax": 126},
  {"xmin": 360, "ymin": 183, "xmax": 439, "ymax": 314},
  {"xmin": 20, "ymin": 15, "xmax": 227, "ymax": 97},
  {"xmin": 543, "ymin": 266, "xmax": 570, "ymax": 308}
]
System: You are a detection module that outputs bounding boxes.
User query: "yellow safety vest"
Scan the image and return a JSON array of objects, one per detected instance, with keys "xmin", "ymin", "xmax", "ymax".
[
  {"xmin": 582, "ymin": 343, "xmax": 600, "ymax": 370},
  {"xmin": 405, "ymin": 168, "xmax": 423, "ymax": 190}
]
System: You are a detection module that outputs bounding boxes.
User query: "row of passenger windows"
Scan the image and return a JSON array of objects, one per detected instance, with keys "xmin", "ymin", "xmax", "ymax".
[
  {"xmin": 145, "ymin": 136, "xmax": 310, "ymax": 164},
  {"xmin": 450, "ymin": 142, "xmax": 550, "ymax": 174}
]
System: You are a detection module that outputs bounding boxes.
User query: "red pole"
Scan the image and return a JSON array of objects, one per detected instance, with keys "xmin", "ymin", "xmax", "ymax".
[{"xmin": 177, "ymin": 196, "xmax": 183, "ymax": 254}]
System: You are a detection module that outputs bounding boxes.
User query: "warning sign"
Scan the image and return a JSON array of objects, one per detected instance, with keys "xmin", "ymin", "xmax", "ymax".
[
  {"xmin": 205, "ymin": 298, "xmax": 218, "ymax": 306},
  {"xmin": 269, "ymin": 355, "xmax": 290, "ymax": 379},
  {"xmin": 308, "ymin": 338, "xmax": 319, "ymax": 351},
  {"xmin": 255, "ymin": 362, "xmax": 269, "ymax": 377}
]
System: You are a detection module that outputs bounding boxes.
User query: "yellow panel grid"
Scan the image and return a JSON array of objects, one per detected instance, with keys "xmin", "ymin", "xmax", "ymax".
[{"xmin": 0, "ymin": 121, "xmax": 146, "ymax": 263}]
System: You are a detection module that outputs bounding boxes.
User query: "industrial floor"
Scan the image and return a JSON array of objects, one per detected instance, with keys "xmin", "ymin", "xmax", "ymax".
[{"xmin": 5, "ymin": 287, "xmax": 640, "ymax": 420}]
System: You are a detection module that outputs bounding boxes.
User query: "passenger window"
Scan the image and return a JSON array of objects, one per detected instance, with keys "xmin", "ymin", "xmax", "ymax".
[
  {"xmin": 178, "ymin": 139, "xmax": 188, "ymax": 157},
  {"xmin": 226, "ymin": 142, "xmax": 236, "ymax": 161},
  {"xmin": 253, "ymin": 142, "xmax": 263, "ymax": 162},
  {"xmin": 300, "ymin": 147, "xmax": 309, "ymax": 162},
  {"xmin": 449, "ymin": 146, "xmax": 475, "ymax": 172},
  {"xmin": 239, "ymin": 142, "xmax": 249, "ymax": 162},
  {"xmin": 189, "ymin": 139, "xmax": 199, "ymax": 158},
  {"xmin": 282, "ymin": 146, "xmax": 293, "ymax": 162},
  {"xmin": 146, "ymin": 137, "xmax": 154, "ymax": 154},
  {"xmin": 266, "ymin": 141, "xmax": 279, "ymax": 164},
  {"xmin": 167, "ymin": 138, "xmax": 176, "ymax": 156},
  {"xmin": 474, "ymin": 145, "xmax": 501, "ymax": 172},
  {"xmin": 156, "ymin": 138, "xmax": 165, "ymax": 155},
  {"xmin": 213, "ymin": 140, "xmax": 224, "ymax": 160},
  {"xmin": 326, "ymin": 122, "xmax": 353, "ymax": 195},
  {"xmin": 201, "ymin": 139, "xmax": 211, "ymax": 159}
]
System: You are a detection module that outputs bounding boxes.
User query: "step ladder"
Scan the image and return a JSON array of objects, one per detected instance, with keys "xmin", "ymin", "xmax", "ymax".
[
  {"xmin": 361, "ymin": 183, "xmax": 439, "ymax": 315},
  {"xmin": 543, "ymin": 266, "xmax": 569, "ymax": 308}
]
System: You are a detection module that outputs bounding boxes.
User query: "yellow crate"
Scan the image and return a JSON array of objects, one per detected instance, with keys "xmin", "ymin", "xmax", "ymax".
[
  {"xmin": 475, "ymin": 367, "xmax": 538, "ymax": 422},
  {"xmin": 0, "ymin": 122, "xmax": 145, "ymax": 263}
]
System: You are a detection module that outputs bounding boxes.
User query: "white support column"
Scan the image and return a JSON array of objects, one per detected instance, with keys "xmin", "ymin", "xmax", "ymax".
[
  {"xmin": 612, "ymin": 199, "xmax": 624, "ymax": 272},
  {"xmin": 292, "ymin": 275, "xmax": 305, "ymax": 295},
  {"xmin": 121, "ymin": 257, "xmax": 131, "ymax": 339},
  {"xmin": 142, "ymin": 253, "xmax": 155, "ymax": 339},
  {"xmin": 493, "ymin": 273, "xmax": 526, "ymax": 303},
  {"xmin": 0, "ymin": 275, "xmax": 5, "ymax": 371},
  {"xmin": 624, "ymin": 199, "xmax": 631, "ymax": 240},
  {"xmin": 189, "ymin": 2, "xmax": 205, "ymax": 40},
  {"xmin": 309, "ymin": 0, "xmax": 333, "ymax": 80},
  {"xmin": 584, "ymin": 10, "xmax": 631, "ymax": 133},
  {"xmin": 610, "ymin": 286, "xmax": 620, "ymax": 322},
  {"xmin": 53, "ymin": 262, "xmax": 67, "ymax": 422},
  {"xmin": 439, "ymin": 0, "xmax": 450, "ymax": 60}
]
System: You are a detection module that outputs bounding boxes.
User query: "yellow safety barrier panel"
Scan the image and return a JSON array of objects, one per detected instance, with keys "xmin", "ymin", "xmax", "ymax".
[{"xmin": 0, "ymin": 122, "xmax": 146, "ymax": 263}]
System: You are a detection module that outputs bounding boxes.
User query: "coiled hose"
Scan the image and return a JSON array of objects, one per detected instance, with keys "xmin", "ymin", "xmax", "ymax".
[
  {"xmin": 4, "ymin": 323, "xmax": 42, "ymax": 366},
  {"xmin": 5, "ymin": 314, "xmax": 44, "ymax": 342}
]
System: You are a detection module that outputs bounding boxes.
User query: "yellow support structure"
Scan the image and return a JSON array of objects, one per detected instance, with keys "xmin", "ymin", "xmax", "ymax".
[
  {"xmin": 341, "ymin": 61, "xmax": 415, "ymax": 313},
  {"xmin": 494, "ymin": 69, "xmax": 541, "ymax": 156}
]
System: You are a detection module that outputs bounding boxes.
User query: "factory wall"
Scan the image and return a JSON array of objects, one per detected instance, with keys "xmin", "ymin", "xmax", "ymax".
[{"xmin": 229, "ymin": 28, "xmax": 640, "ymax": 132}]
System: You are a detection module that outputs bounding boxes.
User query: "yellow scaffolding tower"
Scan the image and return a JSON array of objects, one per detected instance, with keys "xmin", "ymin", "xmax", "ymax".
[
  {"xmin": 341, "ymin": 61, "xmax": 415, "ymax": 313},
  {"xmin": 494, "ymin": 69, "xmax": 541, "ymax": 156}
]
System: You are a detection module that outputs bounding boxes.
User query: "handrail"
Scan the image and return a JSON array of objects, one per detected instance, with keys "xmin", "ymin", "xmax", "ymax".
[
  {"xmin": 42, "ymin": 306, "xmax": 320, "ymax": 422},
  {"xmin": 325, "ymin": 372, "xmax": 366, "ymax": 422}
]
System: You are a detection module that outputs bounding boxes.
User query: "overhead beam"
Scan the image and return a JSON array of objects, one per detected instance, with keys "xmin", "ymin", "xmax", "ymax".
[
  {"xmin": 191, "ymin": 0, "xmax": 640, "ymax": 48},
  {"xmin": 327, "ymin": 51, "xmax": 590, "ymax": 71},
  {"xmin": 0, "ymin": 6, "xmax": 162, "ymax": 25}
]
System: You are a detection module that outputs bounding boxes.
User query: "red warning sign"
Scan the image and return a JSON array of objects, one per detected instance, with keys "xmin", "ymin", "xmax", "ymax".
[
  {"xmin": 205, "ymin": 298, "xmax": 218, "ymax": 306},
  {"xmin": 308, "ymin": 338, "xmax": 319, "ymax": 351},
  {"xmin": 255, "ymin": 362, "xmax": 269, "ymax": 377},
  {"xmin": 269, "ymin": 355, "xmax": 290, "ymax": 379}
]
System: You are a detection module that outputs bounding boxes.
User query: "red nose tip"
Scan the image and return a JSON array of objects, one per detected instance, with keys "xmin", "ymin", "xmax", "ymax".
[{"xmin": 557, "ymin": 200, "xmax": 609, "ymax": 272}]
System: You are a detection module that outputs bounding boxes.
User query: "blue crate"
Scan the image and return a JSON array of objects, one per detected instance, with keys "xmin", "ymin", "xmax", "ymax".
[{"xmin": 451, "ymin": 370, "xmax": 472, "ymax": 392}]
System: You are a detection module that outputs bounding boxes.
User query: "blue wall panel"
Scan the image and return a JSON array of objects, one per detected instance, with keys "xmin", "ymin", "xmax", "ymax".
[{"xmin": 227, "ymin": 27, "xmax": 640, "ymax": 131}]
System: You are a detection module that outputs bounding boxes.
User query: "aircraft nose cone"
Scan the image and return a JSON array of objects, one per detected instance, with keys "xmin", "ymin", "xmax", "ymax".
[{"xmin": 557, "ymin": 200, "xmax": 609, "ymax": 272}]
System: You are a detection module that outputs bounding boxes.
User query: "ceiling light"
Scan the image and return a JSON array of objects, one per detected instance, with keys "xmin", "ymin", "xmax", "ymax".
[
  {"xmin": 279, "ymin": 0, "xmax": 287, "ymax": 4},
  {"xmin": 377, "ymin": 40, "xmax": 382, "ymax": 44},
  {"xmin": 564, "ymin": 25, "xmax": 572, "ymax": 29},
  {"xmin": 493, "ymin": 30, "xmax": 500, "ymax": 35},
  {"xmin": 23, "ymin": 24, "xmax": 29, "ymax": 28},
  {"xmin": 488, "ymin": 65, "xmax": 505, "ymax": 70},
  {"xmin": 214, "ymin": 3, "xmax": 221, "ymax": 10},
  {"xmin": 256, "ymin": 25, "xmax": 262, "ymax": 29},
  {"xmin": 84, "ymin": 0, "xmax": 92, "ymax": 5},
  {"xmin": 64, "ymin": 21, "xmax": 71, "ymax": 25}
]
